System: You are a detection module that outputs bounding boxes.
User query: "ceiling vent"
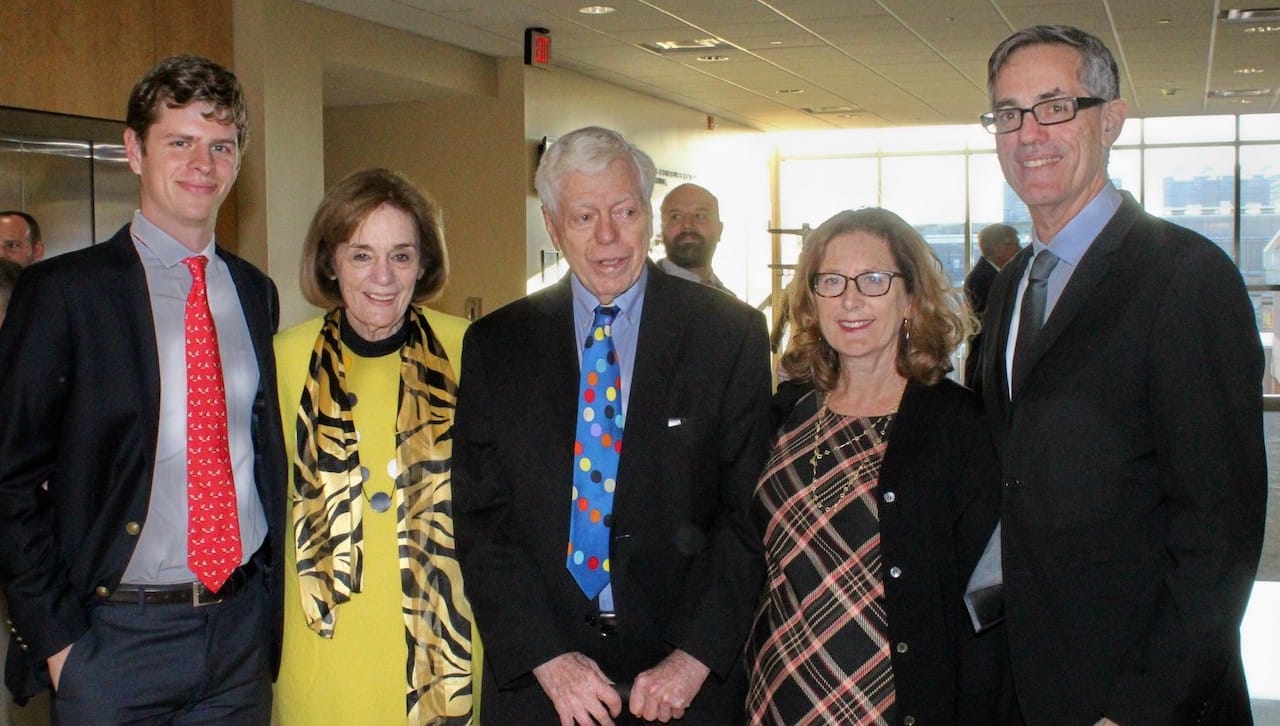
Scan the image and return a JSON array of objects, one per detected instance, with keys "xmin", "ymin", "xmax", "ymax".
[
  {"xmin": 1218, "ymin": 8, "xmax": 1280, "ymax": 23},
  {"xmin": 641, "ymin": 39, "xmax": 731, "ymax": 54},
  {"xmin": 1207, "ymin": 88, "xmax": 1274, "ymax": 98},
  {"xmin": 802, "ymin": 106, "xmax": 860, "ymax": 115}
]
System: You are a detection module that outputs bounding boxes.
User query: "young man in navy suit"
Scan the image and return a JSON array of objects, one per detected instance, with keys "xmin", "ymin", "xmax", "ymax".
[{"xmin": 0, "ymin": 55, "xmax": 286, "ymax": 723}]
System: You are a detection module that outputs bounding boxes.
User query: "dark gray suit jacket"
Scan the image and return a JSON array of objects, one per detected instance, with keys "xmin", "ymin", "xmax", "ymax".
[
  {"xmin": 454, "ymin": 263, "xmax": 772, "ymax": 724},
  {"xmin": 0, "ymin": 224, "xmax": 287, "ymax": 700},
  {"xmin": 979, "ymin": 193, "xmax": 1266, "ymax": 725}
]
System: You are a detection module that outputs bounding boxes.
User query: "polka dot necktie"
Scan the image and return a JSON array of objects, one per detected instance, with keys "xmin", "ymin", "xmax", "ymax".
[
  {"xmin": 567, "ymin": 305, "xmax": 623, "ymax": 598},
  {"xmin": 183, "ymin": 255, "xmax": 241, "ymax": 592}
]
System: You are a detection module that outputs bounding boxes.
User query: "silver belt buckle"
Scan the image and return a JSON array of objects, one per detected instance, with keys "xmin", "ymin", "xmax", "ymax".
[{"xmin": 192, "ymin": 582, "xmax": 222, "ymax": 608}]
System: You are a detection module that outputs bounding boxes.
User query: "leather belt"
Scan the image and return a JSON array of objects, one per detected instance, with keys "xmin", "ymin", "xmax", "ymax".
[
  {"xmin": 585, "ymin": 611, "xmax": 617, "ymax": 638},
  {"xmin": 105, "ymin": 557, "xmax": 260, "ymax": 607}
]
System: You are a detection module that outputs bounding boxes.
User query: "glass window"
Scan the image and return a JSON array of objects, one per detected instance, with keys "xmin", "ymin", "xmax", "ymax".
[
  {"xmin": 968, "ymin": 153, "xmax": 1022, "ymax": 267},
  {"xmin": 1143, "ymin": 146, "xmax": 1237, "ymax": 260},
  {"xmin": 1240, "ymin": 114, "xmax": 1280, "ymax": 142},
  {"xmin": 1143, "ymin": 115, "xmax": 1236, "ymax": 144},
  {"xmin": 1244, "ymin": 144, "xmax": 1280, "ymax": 288},
  {"xmin": 777, "ymin": 157, "xmax": 878, "ymax": 267},
  {"xmin": 1106, "ymin": 148, "xmax": 1142, "ymax": 203},
  {"xmin": 882, "ymin": 155, "xmax": 966, "ymax": 285},
  {"xmin": 1113, "ymin": 117, "xmax": 1141, "ymax": 147}
]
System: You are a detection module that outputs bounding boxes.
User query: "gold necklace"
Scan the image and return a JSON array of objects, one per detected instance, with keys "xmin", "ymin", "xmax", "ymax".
[{"xmin": 809, "ymin": 399, "xmax": 894, "ymax": 513}]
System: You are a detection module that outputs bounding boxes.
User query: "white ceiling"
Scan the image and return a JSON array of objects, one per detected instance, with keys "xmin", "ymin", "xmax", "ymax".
[{"xmin": 303, "ymin": 0, "xmax": 1280, "ymax": 131}]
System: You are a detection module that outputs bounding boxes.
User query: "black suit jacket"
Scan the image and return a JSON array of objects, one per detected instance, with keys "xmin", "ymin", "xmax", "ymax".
[
  {"xmin": 0, "ymin": 224, "xmax": 288, "ymax": 700},
  {"xmin": 963, "ymin": 257, "xmax": 999, "ymax": 389},
  {"xmin": 454, "ymin": 264, "xmax": 772, "ymax": 724},
  {"xmin": 979, "ymin": 193, "xmax": 1266, "ymax": 725}
]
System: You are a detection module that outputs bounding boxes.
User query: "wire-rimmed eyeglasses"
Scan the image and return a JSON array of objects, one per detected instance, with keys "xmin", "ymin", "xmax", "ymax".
[
  {"xmin": 810, "ymin": 270, "xmax": 903, "ymax": 298},
  {"xmin": 980, "ymin": 96, "xmax": 1106, "ymax": 134}
]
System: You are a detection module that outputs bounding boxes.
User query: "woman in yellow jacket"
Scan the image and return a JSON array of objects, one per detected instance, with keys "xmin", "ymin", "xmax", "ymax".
[{"xmin": 274, "ymin": 168, "xmax": 479, "ymax": 724}]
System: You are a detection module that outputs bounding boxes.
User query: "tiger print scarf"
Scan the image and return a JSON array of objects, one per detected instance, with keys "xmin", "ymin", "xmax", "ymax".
[{"xmin": 294, "ymin": 307, "xmax": 474, "ymax": 724}]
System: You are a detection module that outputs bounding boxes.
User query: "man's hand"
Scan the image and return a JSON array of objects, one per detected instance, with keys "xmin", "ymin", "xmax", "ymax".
[
  {"xmin": 533, "ymin": 652, "xmax": 622, "ymax": 726},
  {"xmin": 629, "ymin": 649, "xmax": 710, "ymax": 722},
  {"xmin": 47, "ymin": 644, "xmax": 72, "ymax": 692}
]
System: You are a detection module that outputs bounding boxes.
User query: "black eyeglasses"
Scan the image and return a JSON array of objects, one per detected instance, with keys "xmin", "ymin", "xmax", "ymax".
[
  {"xmin": 810, "ymin": 270, "xmax": 903, "ymax": 298},
  {"xmin": 980, "ymin": 96, "xmax": 1107, "ymax": 134}
]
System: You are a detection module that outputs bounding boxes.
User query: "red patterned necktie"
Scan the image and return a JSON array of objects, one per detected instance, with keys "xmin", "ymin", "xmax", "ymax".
[{"xmin": 183, "ymin": 255, "xmax": 241, "ymax": 592}]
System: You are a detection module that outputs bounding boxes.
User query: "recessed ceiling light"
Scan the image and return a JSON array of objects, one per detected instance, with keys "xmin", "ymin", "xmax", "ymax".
[
  {"xmin": 1235, "ymin": 67, "xmax": 1266, "ymax": 74},
  {"xmin": 641, "ymin": 39, "xmax": 732, "ymax": 54},
  {"xmin": 1244, "ymin": 24, "xmax": 1280, "ymax": 32},
  {"xmin": 696, "ymin": 55, "xmax": 730, "ymax": 62},
  {"xmin": 776, "ymin": 88, "xmax": 804, "ymax": 94},
  {"xmin": 1207, "ymin": 88, "xmax": 1273, "ymax": 98},
  {"xmin": 770, "ymin": 40, "xmax": 783, "ymax": 45},
  {"xmin": 578, "ymin": 5, "xmax": 615, "ymax": 14},
  {"xmin": 1219, "ymin": 8, "xmax": 1280, "ymax": 23},
  {"xmin": 1156, "ymin": 18, "xmax": 1172, "ymax": 25},
  {"xmin": 836, "ymin": 113, "xmax": 861, "ymax": 118},
  {"xmin": 651, "ymin": 39, "xmax": 722, "ymax": 51}
]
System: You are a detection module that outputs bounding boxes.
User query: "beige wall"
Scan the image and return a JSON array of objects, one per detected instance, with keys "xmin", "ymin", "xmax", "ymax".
[
  {"xmin": 323, "ymin": 58, "xmax": 527, "ymax": 319},
  {"xmin": 232, "ymin": 0, "xmax": 517, "ymax": 326}
]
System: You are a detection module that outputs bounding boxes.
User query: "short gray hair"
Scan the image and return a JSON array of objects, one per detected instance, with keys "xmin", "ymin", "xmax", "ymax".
[
  {"xmin": 987, "ymin": 25, "xmax": 1120, "ymax": 102},
  {"xmin": 534, "ymin": 126, "xmax": 656, "ymax": 218}
]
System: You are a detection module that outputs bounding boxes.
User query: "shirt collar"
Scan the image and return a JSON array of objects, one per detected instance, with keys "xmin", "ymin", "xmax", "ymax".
[
  {"xmin": 569, "ymin": 264, "xmax": 649, "ymax": 322},
  {"xmin": 130, "ymin": 210, "xmax": 217, "ymax": 267},
  {"xmin": 1030, "ymin": 183, "xmax": 1122, "ymax": 266}
]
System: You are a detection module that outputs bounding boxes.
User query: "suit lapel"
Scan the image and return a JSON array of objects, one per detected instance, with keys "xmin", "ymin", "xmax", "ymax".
[
  {"xmin": 220, "ymin": 250, "xmax": 273, "ymax": 370},
  {"xmin": 1009, "ymin": 196, "xmax": 1141, "ymax": 398},
  {"xmin": 103, "ymin": 227, "xmax": 163, "ymax": 431},
  {"xmin": 616, "ymin": 265, "xmax": 686, "ymax": 485},
  {"xmin": 537, "ymin": 278, "xmax": 583, "ymax": 439}
]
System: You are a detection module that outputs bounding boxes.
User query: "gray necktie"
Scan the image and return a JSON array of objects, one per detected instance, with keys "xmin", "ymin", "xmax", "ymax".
[{"xmin": 1012, "ymin": 248, "xmax": 1060, "ymax": 384}]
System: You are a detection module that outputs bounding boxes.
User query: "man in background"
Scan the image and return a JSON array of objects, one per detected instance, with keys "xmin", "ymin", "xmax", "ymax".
[
  {"xmin": 0, "ymin": 258, "xmax": 21, "ymax": 326},
  {"xmin": 455, "ymin": 127, "xmax": 770, "ymax": 725},
  {"xmin": 974, "ymin": 25, "xmax": 1265, "ymax": 725},
  {"xmin": 963, "ymin": 222, "xmax": 1021, "ymax": 388},
  {"xmin": 658, "ymin": 183, "xmax": 733, "ymax": 294},
  {"xmin": 0, "ymin": 212, "xmax": 43, "ymax": 268},
  {"xmin": 0, "ymin": 55, "xmax": 286, "ymax": 723}
]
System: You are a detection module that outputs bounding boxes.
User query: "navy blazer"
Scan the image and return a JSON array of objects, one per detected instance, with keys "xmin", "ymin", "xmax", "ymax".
[
  {"xmin": 978, "ymin": 193, "xmax": 1266, "ymax": 725},
  {"xmin": 0, "ymin": 224, "xmax": 287, "ymax": 700},
  {"xmin": 454, "ymin": 263, "xmax": 772, "ymax": 724}
]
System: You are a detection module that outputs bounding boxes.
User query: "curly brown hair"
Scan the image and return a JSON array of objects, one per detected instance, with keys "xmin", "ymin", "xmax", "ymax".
[
  {"xmin": 779, "ymin": 207, "xmax": 974, "ymax": 389},
  {"xmin": 126, "ymin": 55, "xmax": 248, "ymax": 149}
]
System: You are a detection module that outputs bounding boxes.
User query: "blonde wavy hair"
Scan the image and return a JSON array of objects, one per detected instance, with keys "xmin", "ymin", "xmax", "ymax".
[{"xmin": 780, "ymin": 207, "xmax": 974, "ymax": 389}]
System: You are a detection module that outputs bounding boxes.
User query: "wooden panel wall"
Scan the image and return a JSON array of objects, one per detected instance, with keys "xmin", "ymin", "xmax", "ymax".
[{"xmin": 0, "ymin": 0, "xmax": 237, "ymax": 249}]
